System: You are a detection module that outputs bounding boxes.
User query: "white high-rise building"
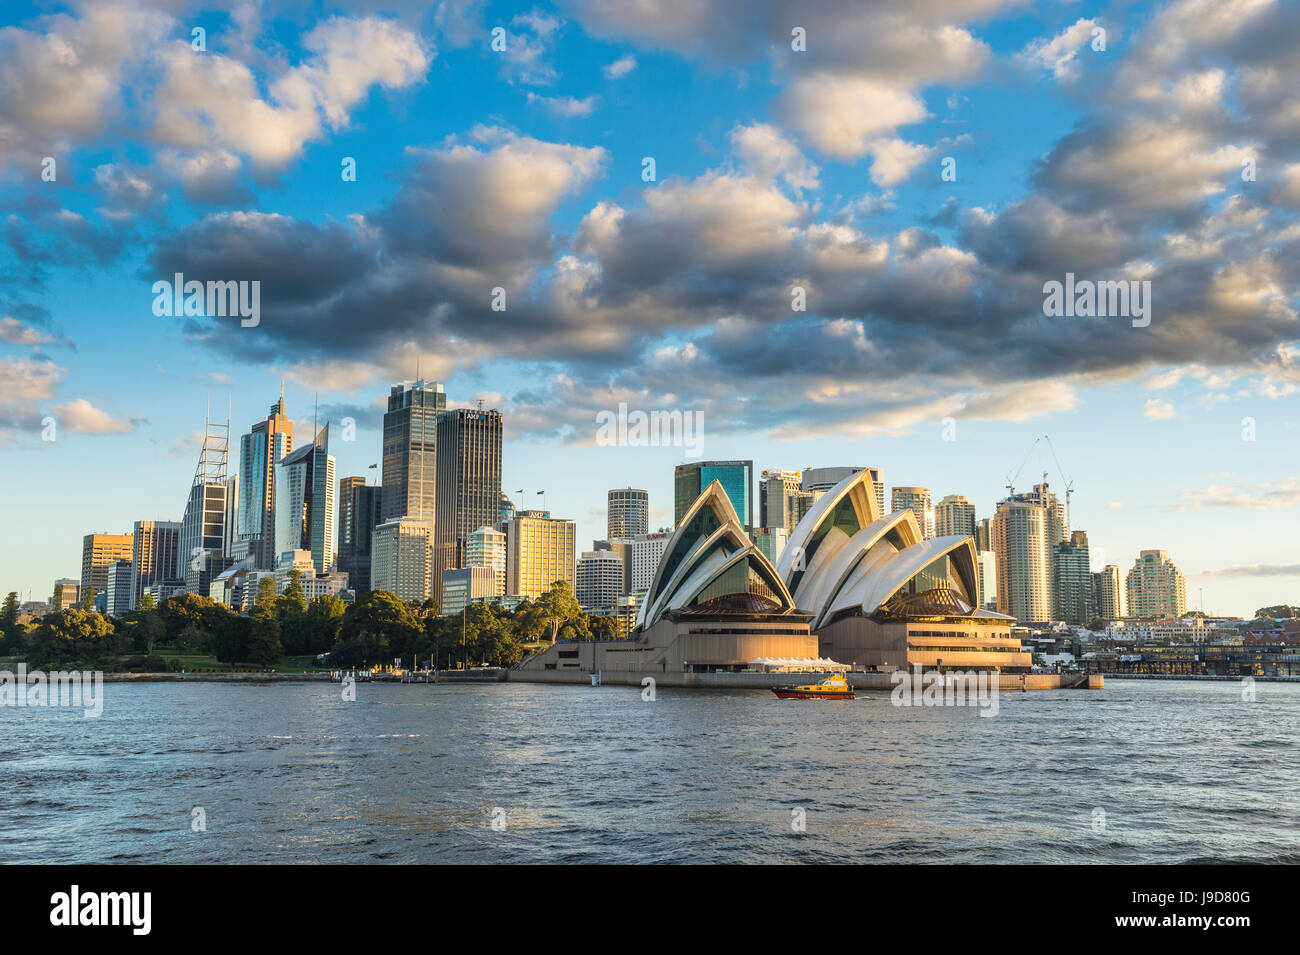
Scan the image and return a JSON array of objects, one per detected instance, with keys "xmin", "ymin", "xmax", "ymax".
[
  {"xmin": 1127, "ymin": 550, "xmax": 1186, "ymax": 618},
  {"xmin": 466, "ymin": 526, "xmax": 507, "ymax": 597},
  {"xmin": 891, "ymin": 486, "xmax": 934, "ymax": 539},
  {"xmin": 934, "ymin": 494, "xmax": 976, "ymax": 539},
  {"xmin": 992, "ymin": 499, "xmax": 1053, "ymax": 623},
  {"xmin": 371, "ymin": 518, "xmax": 431, "ymax": 603},
  {"xmin": 1093, "ymin": 564, "xmax": 1127, "ymax": 620},
  {"xmin": 631, "ymin": 532, "xmax": 671, "ymax": 593},
  {"xmin": 607, "ymin": 488, "xmax": 649, "ymax": 540},
  {"xmin": 576, "ymin": 549, "xmax": 624, "ymax": 611}
]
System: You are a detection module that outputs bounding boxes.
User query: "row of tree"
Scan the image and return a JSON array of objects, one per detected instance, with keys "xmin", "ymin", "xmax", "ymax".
[{"xmin": 1, "ymin": 577, "xmax": 621, "ymax": 671}]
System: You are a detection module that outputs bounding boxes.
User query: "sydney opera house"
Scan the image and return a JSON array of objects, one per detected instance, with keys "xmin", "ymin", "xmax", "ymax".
[{"xmin": 519, "ymin": 469, "xmax": 1030, "ymax": 678}]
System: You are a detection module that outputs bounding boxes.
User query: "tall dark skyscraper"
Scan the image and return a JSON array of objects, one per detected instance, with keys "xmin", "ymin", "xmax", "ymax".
[
  {"xmin": 674, "ymin": 461, "xmax": 753, "ymax": 530},
  {"xmin": 180, "ymin": 406, "xmax": 235, "ymax": 596},
  {"xmin": 238, "ymin": 392, "xmax": 293, "ymax": 569},
  {"xmin": 274, "ymin": 424, "xmax": 336, "ymax": 575},
  {"xmin": 381, "ymin": 380, "xmax": 446, "ymax": 543},
  {"xmin": 433, "ymin": 407, "xmax": 503, "ymax": 603},
  {"xmin": 337, "ymin": 477, "xmax": 383, "ymax": 594}
]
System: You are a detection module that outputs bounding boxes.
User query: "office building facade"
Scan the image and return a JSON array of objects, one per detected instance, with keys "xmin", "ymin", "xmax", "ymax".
[
  {"xmin": 1127, "ymin": 550, "xmax": 1187, "ymax": 618},
  {"xmin": 433, "ymin": 408, "xmax": 503, "ymax": 603},
  {"xmin": 890, "ymin": 486, "xmax": 934, "ymax": 539},
  {"xmin": 1055, "ymin": 530, "xmax": 1092, "ymax": 625},
  {"xmin": 576, "ymin": 549, "xmax": 624, "ymax": 611},
  {"xmin": 674, "ymin": 460, "xmax": 753, "ymax": 530},
  {"xmin": 80, "ymin": 532, "xmax": 133, "ymax": 600},
  {"xmin": 505, "ymin": 510, "xmax": 576, "ymax": 599},
  {"xmin": 607, "ymin": 488, "xmax": 649, "ymax": 540},
  {"xmin": 371, "ymin": 518, "xmax": 431, "ymax": 603},
  {"xmin": 238, "ymin": 394, "xmax": 293, "ymax": 569},
  {"xmin": 274, "ymin": 425, "xmax": 336, "ymax": 576},
  {"xmin": 934, "ymin": 494, "xmax": 977, "ymax": 539}
]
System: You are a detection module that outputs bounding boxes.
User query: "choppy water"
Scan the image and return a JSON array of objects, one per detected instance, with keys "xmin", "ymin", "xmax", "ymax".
[{"xmin": 2, "ymin": 679, "xmax": 1296, "ymax": 863}]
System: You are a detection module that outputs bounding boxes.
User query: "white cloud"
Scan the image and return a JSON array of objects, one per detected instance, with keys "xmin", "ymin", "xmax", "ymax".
[
  {"xmin": 602, "ymin": 55, "xmax": 637, "ymax": 79},
  {"xmin": 527, "ymin": 92, "xmax": 596, "ymax": 117},
  {"xmin": 1144, "ymin": 398, "xmax": 1176, "ymax": 420},
  {"xmin": 730, "ymin": 123, "xmax": 819, "ymax": 191},
  {"xmin": 1020, "ymin": 18, "xmax": 1100, "ymax": 81},
  {"xmin": 777, "ymin": 74, "xmax": 927, "ymax": 160}
]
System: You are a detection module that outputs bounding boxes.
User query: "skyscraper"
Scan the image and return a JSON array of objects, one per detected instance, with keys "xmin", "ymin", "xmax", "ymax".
[
  {"xmin": 433, "ymin": 407, "xmax": 503, "ymax": 602},
  {"xmin": 1055, "ymin": 530, "xmax": 1092, "ymax": 625},
  {"xmin": 180, "ymin": 406, "xmax": 234, "ymax": 596},
  {"xmin": 131, "ymin": 520, "xmax": 181, "ymax": 609},
  {"xmin": 890, "ymin": 486, "xmax": 934, "ymax": 539},
  {"xmin": 934, "ymin": 494, "xmax": 977, "ymax": 539},
  {"xmin": 991, "ymin": 500, "xmax": 1052, "ymax": 623},
  {"xmin": 274, "ymin": 424, "xmax": 336, "ymax": 576},
  {"xmin": 802, "ymin": 467, "xmax": 883, "ymax": 517},
  {"xmin": 238, "ymin": 393, "xmax": 293, "ymax": 569},
  {"xmin": 466, "ymin": 526, "xmax": 507, "ymax": 596},
  {"xmin": 1127, "ymin": 550, "xmax": 1187, "ymax": 618},
  {"xmin": 105, "ymin": 560, "xmax": 134, "ymax": 617},
  {"xmin": 52, "ymin": 578, "xmax": 79, "ymax": 609},
  {"xmin": 80, "ymin": 532, "xmax": 133, "ymax": 600},
  {"xmin": 505, "ymin": 510, "xmax": 576, "ymax": 599},
  {"xmin": 576, "ymin": 549, "xmax": 624, "ymax": 611},
  {"xmin": 674, "ymin": 461, "xmax": 752, "ymax": 530},
  {"xmin": 759, "ymin": 469, "xmax": 807, "ymax": 532},
  {"xmin": 371, "ymin": 518, "xmax": 431, "ymax": 603},
  {"xmin": 1092, "ymin": 564, "xmax": 1127, "ymax": 620},
  {"xmin": 607, "ymin": 488, "xmax": 649, "ymax": 540},
  {"xmin": 381, "ymin": 379, "xmax": 445, "ymax": 532},
  {"xmin": 337, "ymin": 477, "xmax": 383, "ymax": 594}
]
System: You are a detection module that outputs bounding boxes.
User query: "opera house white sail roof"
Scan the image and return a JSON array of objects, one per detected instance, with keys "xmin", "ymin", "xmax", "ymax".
[
  {"xmin": 636, "ymin": 479, "xmax": 797, "ymax": 631},
  {"xmin": 774, "ymin": 468, "xmax": 1002, "ymax": 630}
]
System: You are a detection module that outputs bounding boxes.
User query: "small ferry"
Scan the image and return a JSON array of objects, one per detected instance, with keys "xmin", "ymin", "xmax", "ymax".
[{"xmin": 771, "ymin": 673, "xmax": 854, "ymax": 700}]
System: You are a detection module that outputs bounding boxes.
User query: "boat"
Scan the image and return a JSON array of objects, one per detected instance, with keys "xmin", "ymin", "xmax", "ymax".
[{"xmin": 771, "ymin": 673, "xmax": 854, "ymax": 700}]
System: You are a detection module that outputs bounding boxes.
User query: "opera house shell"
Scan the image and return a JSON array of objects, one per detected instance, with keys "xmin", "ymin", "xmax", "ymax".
[
  {"xmin": 776, "ymin": 469, "xmax": 1030, "ymax": 672},
  {"xmin": 520, "ymin": 480, "xmax": 818, "ymax": 677}
]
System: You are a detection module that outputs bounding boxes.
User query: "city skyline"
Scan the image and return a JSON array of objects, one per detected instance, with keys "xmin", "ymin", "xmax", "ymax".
[
  {"xmin": 3, "ymin": 380, "xmax": 1264, "ymax": 619},
  {"xmin": 1, "ymin": 0, "xmax": 1297, "ymax": 617}
]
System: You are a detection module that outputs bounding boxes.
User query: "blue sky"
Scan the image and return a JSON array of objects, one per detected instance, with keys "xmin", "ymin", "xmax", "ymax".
[{"xmin": 1, "ymin": 0, "xmax": 1297, "ymax": 616}]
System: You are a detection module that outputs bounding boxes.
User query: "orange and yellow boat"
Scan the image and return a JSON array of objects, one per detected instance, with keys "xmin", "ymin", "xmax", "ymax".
[{"xmin": 771, "ymin": 673, "xmax": 854, "ymax": 700}]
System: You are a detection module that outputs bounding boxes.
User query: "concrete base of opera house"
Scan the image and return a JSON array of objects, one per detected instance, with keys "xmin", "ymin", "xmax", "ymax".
[
  {"xmin": 507, "ymin": 667, "xmax": 1102, "ymax": 691},
  {"xmin": 816, "ymin": 615, "xmax": 1035, "ymax": 672}
]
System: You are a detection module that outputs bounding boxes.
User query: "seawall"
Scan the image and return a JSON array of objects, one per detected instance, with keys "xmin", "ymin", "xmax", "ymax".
[{"xmin": 506, "ymin": 669, "xmax": 1102, "ymax": 690}]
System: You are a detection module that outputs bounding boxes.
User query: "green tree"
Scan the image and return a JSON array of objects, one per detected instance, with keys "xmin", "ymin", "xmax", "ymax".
[
  {"xmin": 535, "ymin": 580, "xmax": 583, "ymax": 642},
  {"xmin": 80, "ymin": 586, "xmax": 97, "ymax": 611},
  {"xmin": 129, "ymin": 593, "xmax": 164, "ymax": 654},
  {"xmin": 301, "ymin": 593, "xmax": 346, "ymax": 655},
  {"xmin": 25, "ymin": 608, "xmax": 121, "ymax": 667},
  {"xmin": 0, "ymin": 591, "xmax": 19, "ymax": 653},
  {"xmin": 1, "ymin": 591, "xmax": 18, "ymax": 631},
  {"xmin": 158, "ymin": 592, "xmax": 217, "ymax": 644},
  {"xmin": 334, "ymin": 590, "xmax": 420, "ymax": 666},
  {"xmin": 246, "ymin": 576, "xmax": 282, "ymax": 666},
  {"xmin": 1255, "ymin": 605, "xmax": 1299, "ymax": 620}
]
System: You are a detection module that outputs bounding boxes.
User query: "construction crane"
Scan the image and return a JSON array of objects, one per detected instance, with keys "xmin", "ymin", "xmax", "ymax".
[
  {"xmin": 1043, "ymin": 434, "xmax": 1075, "ymax": 532},
  {"xmin": 1005, "ymin": 437, "xmax": 1040, "ymax": 497}
]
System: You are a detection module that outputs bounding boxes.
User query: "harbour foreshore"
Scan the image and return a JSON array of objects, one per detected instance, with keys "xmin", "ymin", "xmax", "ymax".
[{"xmin": 77, "ymin": 669, "xmax": 1101, "ymax": 689}]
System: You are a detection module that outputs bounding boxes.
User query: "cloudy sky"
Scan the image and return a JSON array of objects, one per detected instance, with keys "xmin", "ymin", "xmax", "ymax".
[{"xmin": 1, "ymin": 0, "xmax": 1297, "ymax": 616}]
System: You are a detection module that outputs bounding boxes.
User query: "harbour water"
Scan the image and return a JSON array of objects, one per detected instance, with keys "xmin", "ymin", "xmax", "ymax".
[{"xmin": 3, "ymin": 679, "xmax": 1296, "ymax": 864}]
